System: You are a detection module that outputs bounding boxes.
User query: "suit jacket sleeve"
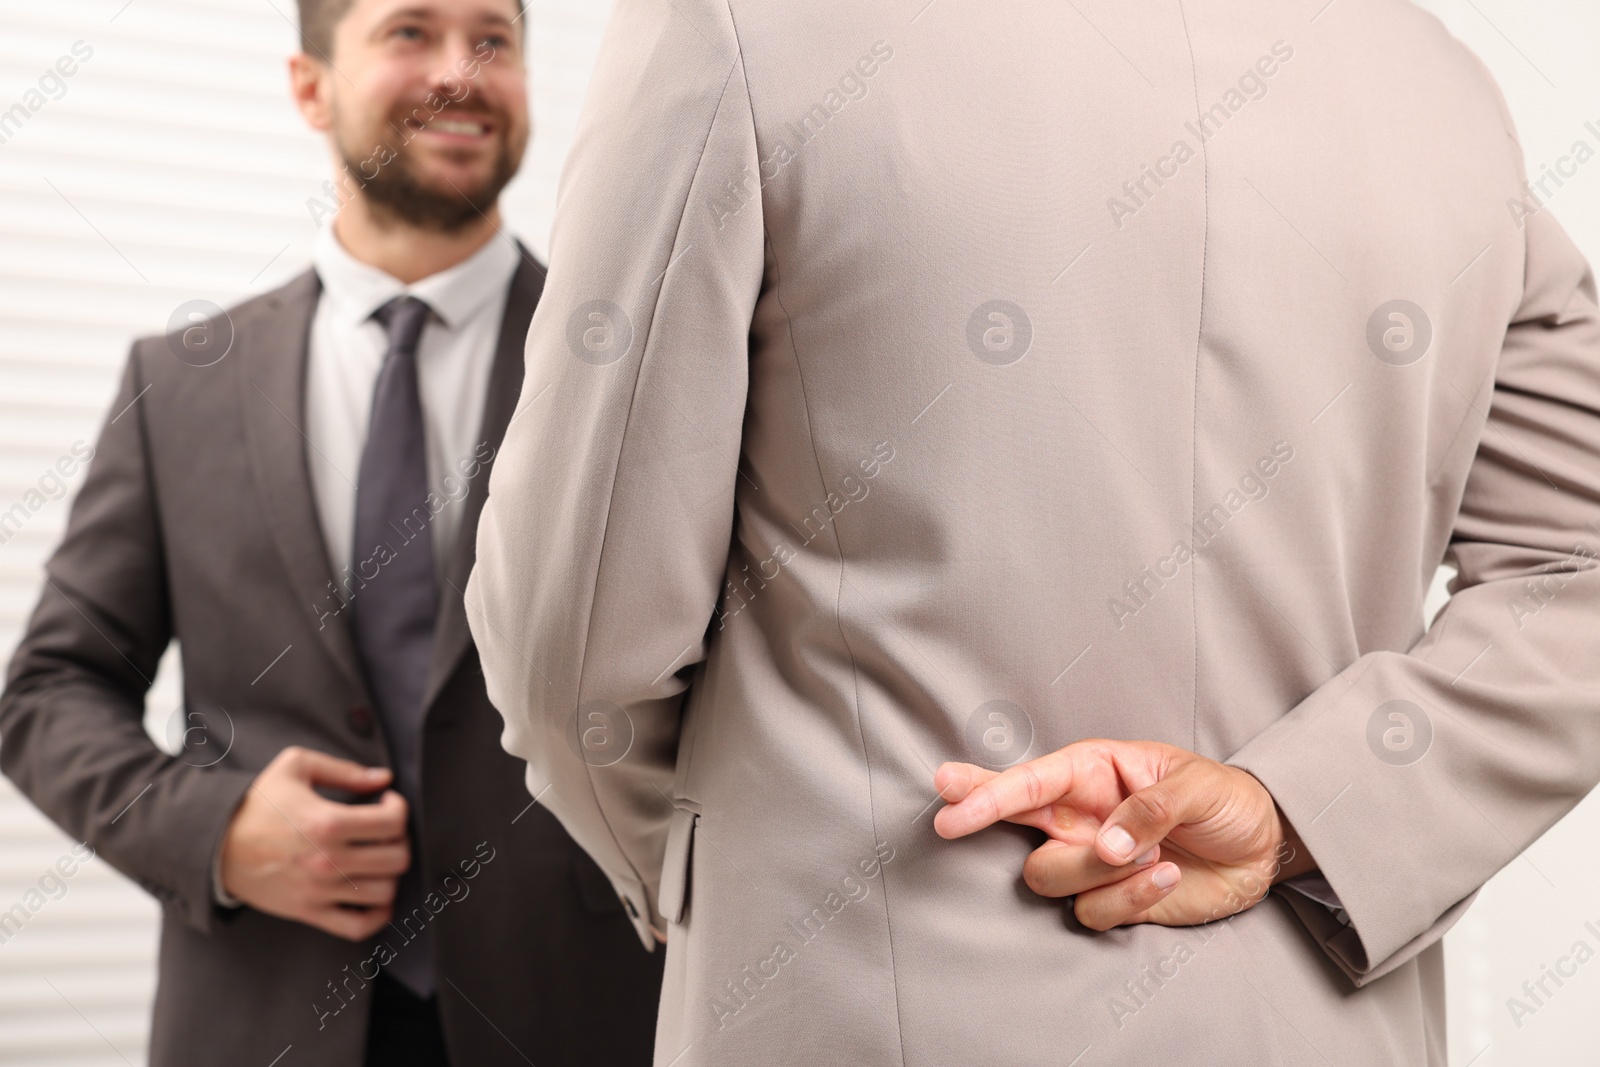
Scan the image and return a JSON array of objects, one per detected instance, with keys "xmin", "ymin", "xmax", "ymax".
[
  {"xmin": 1229, "ymin": 188, "xmax": 1600, "ymax": 985},
  {"xmin": 0, "ymin": 345, "xmax": 256, "ymax": 934},
  {"xmin": 466, "ymin": 0, "xmax": 763, "ymax": 946}
]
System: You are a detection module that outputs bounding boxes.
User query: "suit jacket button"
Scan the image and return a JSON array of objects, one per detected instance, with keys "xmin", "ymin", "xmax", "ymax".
[{"xmin": 347, "ymin": 705, "xmax": 374, "ymax": 736}]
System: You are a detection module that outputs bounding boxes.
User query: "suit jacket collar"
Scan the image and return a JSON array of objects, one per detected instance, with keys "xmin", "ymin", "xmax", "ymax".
[
  {"xmin": 240, "ymin": 246, "xmax": 546, "ymax": 718},
  {"xmin": 238, "ymin": 269, "xmax": 375, "ymax": 707},
  {"xmin": 311, "ymin": 221, "xmax": 522, "ymax": 332}
]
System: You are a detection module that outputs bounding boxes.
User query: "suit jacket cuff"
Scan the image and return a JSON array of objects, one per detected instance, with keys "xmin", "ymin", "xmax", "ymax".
[
  {"xmin": 1270, "ymin": 881, "xmax": 1476, "ymax": 987},
  {"xmin": 211, "ymin": 842, "xmax": 242, "ymax": 909},
  {"xmin": 1226, "ymin": 661, "xmax": 1478, "ymax": 987},
  {"xmin": 166, "ymin": 765, "xmax": 256, "ymax": 933},
  {"xmin": 1278, "ymin": 871, "xmax": 1348, "ymax": 922},
  {"xmin": 611, "ymin": 870, "xmax": 660, "ymax": 952}
]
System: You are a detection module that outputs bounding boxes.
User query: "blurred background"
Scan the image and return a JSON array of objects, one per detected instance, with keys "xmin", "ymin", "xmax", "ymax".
[{"xmin": 0, "ymin": 1, "xmax": 1597, "ymax": 1063}]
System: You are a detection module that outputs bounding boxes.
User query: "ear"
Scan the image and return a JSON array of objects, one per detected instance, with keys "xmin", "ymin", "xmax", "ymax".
[{"xmin": 288, "ymin": 53, "xmax": 335, "ymax": 133}]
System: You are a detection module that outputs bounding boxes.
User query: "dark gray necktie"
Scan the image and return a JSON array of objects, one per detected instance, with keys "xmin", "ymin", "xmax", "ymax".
[{"xmin": 350, "ymin": 295, "xmax": 438, "ymax": 998}]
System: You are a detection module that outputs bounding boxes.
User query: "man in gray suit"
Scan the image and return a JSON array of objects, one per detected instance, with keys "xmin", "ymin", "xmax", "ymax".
[
  {"xmin": 467, "ymin": 0, "xmax": 1600, "ymax": 1064},
  {"xmin": 0, "ymin": 1, "xmax": 662, "ymax": 1064}
]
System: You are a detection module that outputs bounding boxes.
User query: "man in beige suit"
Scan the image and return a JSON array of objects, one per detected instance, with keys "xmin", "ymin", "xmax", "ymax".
[{"xmin": 465, "ymin": 0, "xmax": 1600, "ymax": 1062}]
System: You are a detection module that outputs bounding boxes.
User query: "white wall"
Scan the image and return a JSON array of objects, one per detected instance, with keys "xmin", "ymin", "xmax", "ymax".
[{"xmin": 0, "ymin": 1, "xmax": 1595, "ymax": 1064}]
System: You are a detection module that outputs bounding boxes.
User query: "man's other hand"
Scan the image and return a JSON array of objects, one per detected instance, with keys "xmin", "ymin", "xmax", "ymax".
[
  {"xmin": 220, "ymin": 746, "xmax": 410, "ymax": 941},
  {"xmin": 934, "ymin": 739, "xmax": 1314, "ymax": 931}
]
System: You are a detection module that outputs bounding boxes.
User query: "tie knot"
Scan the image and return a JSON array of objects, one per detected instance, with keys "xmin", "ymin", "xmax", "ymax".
[{"xmin": 373, "ymin": 296, "xmax": 433, "ymax": 357}]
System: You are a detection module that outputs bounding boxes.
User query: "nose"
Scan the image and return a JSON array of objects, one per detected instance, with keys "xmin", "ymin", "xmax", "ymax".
[{"xmin": 426, "ymin": 33, "xmax": 483, "ymax": 100}]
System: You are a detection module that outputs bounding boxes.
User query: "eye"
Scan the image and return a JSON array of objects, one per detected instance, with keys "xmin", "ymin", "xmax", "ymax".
[
  {"xmin": 390, "ymin": 24, "xmax": 426, "ymax": 42},
  {"xmin": 478, "ymin": 33, "xmax": 510, "ymax": 49}
]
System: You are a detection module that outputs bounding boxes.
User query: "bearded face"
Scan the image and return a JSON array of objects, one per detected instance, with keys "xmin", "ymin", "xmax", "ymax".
[{"xmin": 313, "ymin": 2, "xmax": 530, "ymax": 233}]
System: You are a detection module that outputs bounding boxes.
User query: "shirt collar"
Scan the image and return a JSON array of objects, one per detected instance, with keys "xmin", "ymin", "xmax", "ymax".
[{"xmin": 312, "ymin": 222, "xmax": 522, "ymax": 331}]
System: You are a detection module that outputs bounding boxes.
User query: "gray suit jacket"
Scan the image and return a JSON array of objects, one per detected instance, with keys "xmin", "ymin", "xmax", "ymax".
[
  {"xmin": 1, "ymin": 257, "xmax": 664, "ymax": 1066},
  {"xmin": 466, "ymin": 1, "xmax": 1600, "ymax": 1064}
]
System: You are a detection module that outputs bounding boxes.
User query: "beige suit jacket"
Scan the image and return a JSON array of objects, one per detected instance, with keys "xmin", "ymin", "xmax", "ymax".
[{"xmin": 466, "ymin": 0, "xmax": 1600, "ymax": 1062}]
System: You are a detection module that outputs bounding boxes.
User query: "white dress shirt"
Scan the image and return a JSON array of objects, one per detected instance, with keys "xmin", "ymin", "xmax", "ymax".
[{"xmin": 305, "ymin": 223, "xmax": 519, "ymax": 580}]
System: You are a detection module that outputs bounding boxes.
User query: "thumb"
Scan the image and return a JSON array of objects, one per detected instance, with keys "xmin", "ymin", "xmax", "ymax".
[
  {"xmin": 288, "ymin": 747, "xmax": 391, "ymax": 792},
  {"xmin": 1095, "ymin": 762, "xmax": 1214, "ymax": 866}
]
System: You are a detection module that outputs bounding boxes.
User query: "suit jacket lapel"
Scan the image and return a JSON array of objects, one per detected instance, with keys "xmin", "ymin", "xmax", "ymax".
[
  {"xmin": 422, "ymin": 250, "xmax": 547, "ymax": 713},
  {"xmin": 239, "ymin": 269, "xmax": 374, "ymax": 703}
]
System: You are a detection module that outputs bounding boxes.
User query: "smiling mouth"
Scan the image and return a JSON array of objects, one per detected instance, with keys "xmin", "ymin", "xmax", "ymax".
[{"xmin": 405, "ymin": 114, "xmax": 493, "ymax": 137}]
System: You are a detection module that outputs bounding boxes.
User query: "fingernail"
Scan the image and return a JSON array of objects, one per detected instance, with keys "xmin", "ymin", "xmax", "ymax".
[
  {"xmin": 1101, "ymin": 825, "xmax": 1135, "ymax": 860},
  {"xmin": 1134, "ymin": 848, "xmax": 1157, "ymax": 866},
  {"xmin": 1153, "ymin": 864, "xmax": 1180, "ymax": 890}
]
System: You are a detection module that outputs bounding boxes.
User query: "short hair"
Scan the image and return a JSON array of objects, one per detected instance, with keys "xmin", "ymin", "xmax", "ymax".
[{"xmin": 295, "ymin": 0, "xmax": 525, "ymax": 61}]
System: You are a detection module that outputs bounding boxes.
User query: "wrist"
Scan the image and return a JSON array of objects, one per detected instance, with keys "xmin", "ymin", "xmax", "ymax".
[
  {"xmin": 1234, "ymin": 766, "xmax": 1316, "ymax": 884},
  {"xmin": 1270, "ymin": 805, "xmax": 1317, "ymax": 884}
]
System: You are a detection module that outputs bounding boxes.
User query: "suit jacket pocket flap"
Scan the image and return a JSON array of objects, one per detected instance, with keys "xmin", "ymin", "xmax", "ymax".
[{"xmin": 657, "ymin": 809, "xmax": 697, "ymax": 926}]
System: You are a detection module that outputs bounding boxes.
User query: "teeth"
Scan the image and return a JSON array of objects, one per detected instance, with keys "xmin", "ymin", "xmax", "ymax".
[{"xmin": 428, "ymin": 118, "xmax": 487, "ymax": 135}]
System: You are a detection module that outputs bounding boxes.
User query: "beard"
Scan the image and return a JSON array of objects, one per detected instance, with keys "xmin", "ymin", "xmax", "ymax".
[{"xmin": 335, "ymin": 102, "xmax": 525, "ymax": 233}]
